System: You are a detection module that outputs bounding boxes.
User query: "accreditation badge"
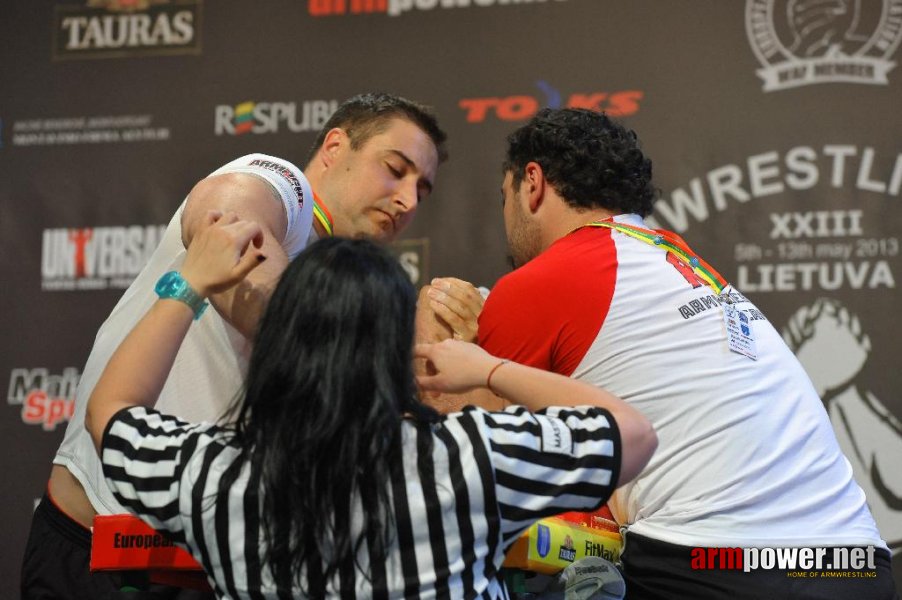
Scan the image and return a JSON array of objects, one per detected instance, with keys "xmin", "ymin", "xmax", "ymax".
[{"xmin": 723, "ymin": 303, "xmax": 758, "ymax": 360}]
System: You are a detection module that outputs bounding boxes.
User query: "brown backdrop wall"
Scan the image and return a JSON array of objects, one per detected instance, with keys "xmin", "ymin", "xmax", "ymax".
[{"xmin": 2, "ymin": 0, "xmax": 900, "ymax": 595}]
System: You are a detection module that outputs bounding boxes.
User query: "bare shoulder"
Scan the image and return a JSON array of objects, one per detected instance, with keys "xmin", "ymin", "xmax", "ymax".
[{"xmin": 182, "ymin": 173, "xmax": 288, "ymax": 246}]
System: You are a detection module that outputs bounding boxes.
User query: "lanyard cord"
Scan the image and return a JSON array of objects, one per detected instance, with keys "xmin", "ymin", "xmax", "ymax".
[
  {"xmin": 312, "ymin": 192, "xmax": 334, "ymax": 237},
  {"xmin": 583, "ymin": 219, "xmax": 729, "ymax": 294}
]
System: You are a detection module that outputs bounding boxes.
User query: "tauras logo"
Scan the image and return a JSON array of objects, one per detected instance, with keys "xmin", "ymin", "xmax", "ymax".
[
  {"xmin": 8, "ymin": 368, "xmax": 80, "ymax": 431},
  {"xmin": 214, "ymin": 100, "xmax": 339, "ymax": 136},
  {"xmin": 41, "ymin": 225, "xmax": 166, "ymax": 291},
  {"xmin": 558, "ymin": 534, "xmax": 576, "ymax": 562},
  {"xmin": 53, "ymin": 0, "xmax": 203, "ymax": 60},
  {"xmin": 746, "ymin": 0, "xmax": 902, "ymax": 91}
]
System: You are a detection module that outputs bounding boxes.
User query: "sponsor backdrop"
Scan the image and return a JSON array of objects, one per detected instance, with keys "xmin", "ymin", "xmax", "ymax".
[{"xmin": 1, "ymin": 0, "xmax": 899, "ymax": 594}]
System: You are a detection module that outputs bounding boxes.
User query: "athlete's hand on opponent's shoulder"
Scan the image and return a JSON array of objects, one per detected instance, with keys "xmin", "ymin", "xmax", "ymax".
[{"xmin": 181, "ymin": 210, "xmax": 267, "ymax": 298}]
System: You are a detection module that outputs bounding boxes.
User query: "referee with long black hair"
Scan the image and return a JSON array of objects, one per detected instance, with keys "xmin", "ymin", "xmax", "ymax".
[{"xmin": 84, "ymin": 212, "xmax": 657, "ymax": 599}]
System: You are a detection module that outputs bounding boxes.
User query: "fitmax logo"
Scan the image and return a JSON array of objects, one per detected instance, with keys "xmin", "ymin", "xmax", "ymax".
[{"xmin": 460, "ymin": 81, "xmax": 642, "ymax": 123}]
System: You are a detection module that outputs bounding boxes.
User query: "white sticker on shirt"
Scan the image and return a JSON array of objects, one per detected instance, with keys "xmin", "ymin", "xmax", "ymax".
[
  {"xmin": 723, "ymin": 304, "xmax": 758, "ymax": 360},
  {"xmin": 537, "ymin": 415, "xmax": 573, "ymax": 455}
]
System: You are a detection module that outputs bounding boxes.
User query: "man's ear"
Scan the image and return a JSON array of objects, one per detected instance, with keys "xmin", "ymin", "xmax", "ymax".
[
  {"xmin": 319, "ymin": 127, "xmax": 347, "ymax": 168},
  {"xmin": 524, "ymin": 161, "xmax": 546, "ymax": 214}
]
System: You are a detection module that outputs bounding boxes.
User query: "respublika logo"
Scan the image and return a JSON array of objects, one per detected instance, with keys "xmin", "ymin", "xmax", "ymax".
[
  {"xmin": 53, "ymin": 0, "xmax": 203, "ymax": 60},
  {"xmin": 7, "ymin": 368, "xmax": 80, "ymax": 431},
  {"xmin": 309, "ymin": 0, "xmax": 566, "ymax": 18},
  {"xmin": 746, "ymin": 0, "xmax": 902, "ymax": 91},
  {"xmin": 460, "ymin": 80, "xmax": 643, "ymax": 123},
  {"xmin": 214, "ymin": 100, "xmax": 339, "ymax": 136},
  {"xmin": 41, "ymin": 225, "xmax": 166, "ymax": 291}
]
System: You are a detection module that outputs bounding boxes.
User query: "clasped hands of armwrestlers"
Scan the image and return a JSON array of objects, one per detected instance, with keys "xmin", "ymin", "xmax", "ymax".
[{"xmin": 418, "ymin": 277, "xmax": 484, "ymax": 344}]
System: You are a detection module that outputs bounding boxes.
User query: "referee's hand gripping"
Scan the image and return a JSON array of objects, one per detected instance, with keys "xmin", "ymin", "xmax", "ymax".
[
  {"xmin": 181, "ymin": 210, "xmax": 267, "ymax": 298},
  {"xmin": 415, "ymin": 340, "xmax": 497, "ymax": 394}
]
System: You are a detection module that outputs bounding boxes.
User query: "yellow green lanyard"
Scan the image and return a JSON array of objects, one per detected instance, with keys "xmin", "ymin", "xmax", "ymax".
[
  {"xmin": 312, "ymin": 192, "xmax": 334, "ymax": 237},
  {"xmin": 584, "ymin": 219, "xmax": 729, "ymax": 294}
]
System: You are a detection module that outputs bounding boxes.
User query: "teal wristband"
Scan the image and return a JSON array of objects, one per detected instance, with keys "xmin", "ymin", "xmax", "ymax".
[{"xmin": 154, "ymin": 271, "xmax": 209, "ymax": 320}]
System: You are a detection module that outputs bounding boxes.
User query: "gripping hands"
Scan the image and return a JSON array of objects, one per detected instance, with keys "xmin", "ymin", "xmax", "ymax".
[{"xmin": 181, "ymin": 210, "xmax": 268, "ymax": 299}]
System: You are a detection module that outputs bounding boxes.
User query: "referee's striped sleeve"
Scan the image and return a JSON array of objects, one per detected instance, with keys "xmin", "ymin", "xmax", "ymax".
[
  {"xmin": 472, "ymin": 404, "xmax": 621, "ymax": 542},
  {"xmin": 101, "ymin": 405, "xmax": 215, "ymax": 541}
]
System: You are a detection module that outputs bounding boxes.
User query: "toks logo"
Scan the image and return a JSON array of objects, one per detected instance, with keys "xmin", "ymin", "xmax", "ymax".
[
  {"xmin": 41, "ymin": 225, "xmax": 166, "ymax": 291},
  {"xmin": 8, "ymin": 368, "xmax": 80, "ymax": 431},
  {"xmin": 746, "ymin": 0, "xmax": 902, "ymax": 91},
  {"xmin": 459, "ymin": 80, "xmax": 643, "ymax": 123},
  {"xmin": 214, "ymin": 100, "xmax": 339, "ymax": 136},
  {"xmin": 309, "ymin": 0, "xmax": 567, "ymax": 18},
  {"xmin": 53, "ymin": 0, "xmax": 203, "ymax": 60}
]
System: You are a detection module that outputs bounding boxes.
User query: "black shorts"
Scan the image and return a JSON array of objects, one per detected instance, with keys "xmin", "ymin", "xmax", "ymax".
[
  {"xmin": 620, "ymin": 531, "xmax": 899, "ymax": 600},
  {"xmin": 21, "ymin": 492, "xmax": 212, "ymax": 600}
]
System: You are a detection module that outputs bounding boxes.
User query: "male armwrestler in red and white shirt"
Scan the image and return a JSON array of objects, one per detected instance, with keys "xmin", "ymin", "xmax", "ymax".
[{"xmin": 420, "ymin": 108, "xmax": 897, "ymax": 600}]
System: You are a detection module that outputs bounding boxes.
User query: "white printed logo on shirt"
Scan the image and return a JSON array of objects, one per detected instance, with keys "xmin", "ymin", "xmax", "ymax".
[{"xmin": 538, "ymin": 415, "xmax": 573, "ymax": 455}]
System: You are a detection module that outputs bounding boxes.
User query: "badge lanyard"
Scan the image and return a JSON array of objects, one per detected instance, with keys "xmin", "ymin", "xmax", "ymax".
[
  {"xmin": 583, "ymin": 219, "xmax": 728, "ymax": 295},
  {"xmin": 583, "ymin": 218, "xmax": 757, "ymax": 359},
  {"xmin": 312, "ymin": 192, "xmax": 334, "ymax": 237}
]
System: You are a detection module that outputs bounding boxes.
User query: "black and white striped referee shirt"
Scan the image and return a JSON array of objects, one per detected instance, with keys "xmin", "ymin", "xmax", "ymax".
[{"xmin": 101, "ymin": 403, "xmax": 621, "ymax": 599}]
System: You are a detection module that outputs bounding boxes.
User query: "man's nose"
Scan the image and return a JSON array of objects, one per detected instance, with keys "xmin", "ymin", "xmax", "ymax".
[{"xmin": 393, "ymin": 180, "xmax": 419, "ymax": 212}]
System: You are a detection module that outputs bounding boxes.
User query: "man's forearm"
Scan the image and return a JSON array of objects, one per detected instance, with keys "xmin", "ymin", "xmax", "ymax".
[{"xmin": 207, "ymin": 247, "xmax": 286, "ymax": 339}]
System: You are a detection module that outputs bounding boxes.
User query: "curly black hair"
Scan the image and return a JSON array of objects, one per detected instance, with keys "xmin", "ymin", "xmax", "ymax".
[{"xmin": 503, "ymin": 108, "xmax": 657, "ymax": 217}]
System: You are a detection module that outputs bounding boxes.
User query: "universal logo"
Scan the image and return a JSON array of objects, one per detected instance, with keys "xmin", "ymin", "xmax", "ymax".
[
  {"xmin": 42, "ymin": 225, "xmax": 167, "ymax": 291},
  {"xmin": 746, "ymin": 0, "xmax": 902, "ymax": 91},
  {"xmin": 53, "ymin": 0, "xmax": 203, "ymax": 61}
]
